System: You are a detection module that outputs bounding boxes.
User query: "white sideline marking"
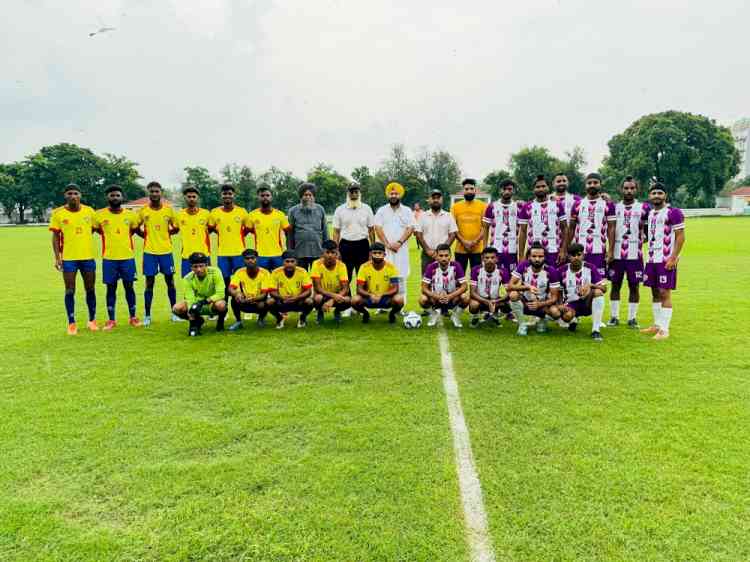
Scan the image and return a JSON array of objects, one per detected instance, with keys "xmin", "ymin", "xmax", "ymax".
[{"xmin": 438, "ymin": 329, "xmax": 496, "ymax": 562}]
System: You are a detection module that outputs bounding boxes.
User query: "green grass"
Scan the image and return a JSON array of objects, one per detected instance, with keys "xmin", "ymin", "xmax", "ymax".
[{"xmin": 0, "ymin": 218, "xmax": 748, "ymax": 561}]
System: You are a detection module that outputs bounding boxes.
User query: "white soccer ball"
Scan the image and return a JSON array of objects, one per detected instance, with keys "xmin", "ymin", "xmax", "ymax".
[{"xmin": 403, "ymin": 311, "xmax": 422, "ymax": 329}]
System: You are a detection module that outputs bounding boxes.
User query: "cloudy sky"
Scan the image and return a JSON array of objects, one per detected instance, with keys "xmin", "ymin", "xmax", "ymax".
[{"xmin": 1, "ymin": 0, "xmax": 748, "ymax": 187}]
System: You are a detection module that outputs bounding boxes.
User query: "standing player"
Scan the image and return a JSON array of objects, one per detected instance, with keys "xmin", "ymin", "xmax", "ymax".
[
  {"xmin": 608, "ymin": 176, "xmax": 649, "ymax": 327},
  {"xmin": 451, "ymin": 178, "xmax": 488, "ymax": 274},
  {"xmin": 177, "ymin": 185, "xmax": 211, "ymax": 277},
  {"xmin": 640, "ymin": 181, "xmax": 685, "ymax": 340},
  {"xmin": 518, "ymin": 175, "xmax": 568, "ymax": 267},
  {"xmin": 507, "ymin": 242, "xmax": 562, "ymax": 336},
  {"xmin": 351, "ymin": 242, "xmax": 404, "ymax": 324},
  {"xmin": 310, "ymin": 239, "xmax": 351, "ymax": 325},
  {"xmin": 138, "ymin": 181, "xmax": 178, "ymax": 326},
  {"xmin": 227, "ymin": 249, "xmax": 273, "ymax": 330},
  {"xmin": 420, "ymin": 244, "xmax": 468, "ymax": 328},
  {"xmin": 558, "ymin": 243, "xmax": 607, "ymax": 342},
  {"xmin": 551, "ymin": 172, "xmax": 581, "ymax": 223},
  {"xmin": 482, "ymin": 179, "xmax": 523, "ymax": 274},
  {"xmin": 468, "ymin": 246, "xmax": 509, "ymax": 327},
  {"xmin": 568, "ymin": 172, "xmax": 616, "ymax": 280},
  {"xmin": 172, "ymin": 252, "xmax": 227, "ymax": 336},
  {"xmin": 49, "ymin": 183, "xmax": 98, "ymax": 334},
  {"xmin": 374, "ymin": 182, "xmax": 414, "ymax": 304},
  {"xmin": 94, "ymin": 184, "xmax": 142, "ymax": 330},
  {"xmin": 208, "ymin": 184, "xmax": 249, "ymax": 312},
  {"xmin": 269, "ymin": 251, "xmax": 314, "ymax": 329},
  {"xmin": 247, "ymin": 185, "xmax": 291, "ymax": 272}
]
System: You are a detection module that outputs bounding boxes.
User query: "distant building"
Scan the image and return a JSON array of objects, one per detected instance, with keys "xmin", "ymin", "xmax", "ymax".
[
  {"xmin": 731, "ymin": 118, "xmax": 750, "ymax": 179},
  {"xmin": 715, "ymin": 186, "xmax": 750, "ymax": 214}
]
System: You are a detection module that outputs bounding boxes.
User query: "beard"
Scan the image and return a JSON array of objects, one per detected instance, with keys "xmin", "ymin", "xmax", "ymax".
[
  {"xmin": 463, "ymin": 193, "xmax": 475, "ymax": 202},
  {"xmin": 389, "ymin": 197, "xmax": 400, "ymax": 206},
  {"xmin": 347, "ymin": 195, "xmax": 362, "ymax": 209}
]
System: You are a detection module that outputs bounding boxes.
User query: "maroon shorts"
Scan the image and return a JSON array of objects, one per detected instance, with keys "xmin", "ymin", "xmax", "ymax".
[
  {"xmin": 608, "ymin": 258, "xmax": 644, "ymax": 286},
  {"xmin": 563, "ymin": 298, "xmax": 592, "ymax": 318},
  {"xmin": 521, "ymin": 297, "xmax": 548, "ymax": 319},
  {"xmin": 584, "ymin": 253, "xmax": 607, "ymax": 279},
  {"xmin": 643, "ymin": 262, "xmax": 677, "ymax": 290}
]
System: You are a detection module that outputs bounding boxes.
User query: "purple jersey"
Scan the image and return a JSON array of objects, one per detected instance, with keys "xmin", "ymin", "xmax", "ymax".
[
  {"xmin": 553, "ymin": 192, "xmax": 581, "ymax": 222},
  {"xmin": 558, "ymin": 262, "xmax": 604, "ymax": 304},
  {"xmin": 518, "ymin": 198, "xmax": 567, "ymax": 253},
  {"xmin": 646, "ymin": 206, "xmax": 685, "ymax": 264},
  {"xmin": 570, "ymin": 196, "xmax": 616, "ymax": 255},
  {"xmin": 512, "ymin": 260, "xmax": 561, "ymax": 302},
  {"xmin": 614, "ymin": 200, "xmax": 650, "ymax": 260},
  {"xmin": 483, "ymin": 201, "xmax": 523, "ymax": 255},
  {"xmin": 422, "ymin": 261, "xmax": 466, "ymax": 293},
  {"xmin": 470, "ymin": 265, "xmax": 509, "ymax": 300}
]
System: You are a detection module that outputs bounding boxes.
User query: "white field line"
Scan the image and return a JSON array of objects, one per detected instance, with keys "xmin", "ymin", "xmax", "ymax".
[{"xmin": 438, "ymin": 329, "xmax": 496, "ymax": 562}]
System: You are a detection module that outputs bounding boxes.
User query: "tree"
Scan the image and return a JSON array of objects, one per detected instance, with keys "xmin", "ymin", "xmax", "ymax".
[
  {"xmin": 0, "ymin": 163, "xmax": 30, "ymax": 222},
  {"xmin": 377, "ymin": 144, "xmax": 422, "ymax": 206},
  {"xmin": 508, "ymin": 146, "xmax": 564, "ymax": 199},
  {"xmin": 352, "ymin": 165, "xmax": 388, "ymax": 210},
  {"xmin": 101, "ymin": 154, "xmax": 145, "ymax": 203},
  {"xmin": 600, "ymin": 111, "xmax": 740, "ymax": 207},
  {"xmin": 306, "ymin": 163, "xmax": 348, "ymax": 213},
  {"xmin": 183, "ymin": 166, "xmax": 220, "ymax": 209},
  {"xmin": 257, "ymin": 167, "xmax": 302, "ymax": 212},
  {"xmin": 482, "ymin": 169, "xmax": 512, "ymax": 199},
  {"xmin": 414, "ymin": 148, "xmax": 462, "ymax": 202},
  {"xmin": 220, "ymin": 164, "xmax": 257, "ymax": 209}
]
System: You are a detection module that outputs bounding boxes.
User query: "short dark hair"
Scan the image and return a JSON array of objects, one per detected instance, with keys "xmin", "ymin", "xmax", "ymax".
[
  {"xmin": 257, "ymin": 184, "xmax": 271, "ymax": 194},
  {"xmin": 147, "ymin": 181, "xmax": 162, "ymax": 190},
  {"xmin": 322, "ymin": 239, "xmax": 338, "ymax": 251},
  {"xmin": 499, "ymin": 179, "xmax": 515, "ymax": 189},
  {"xmin": 241, "ymin": 248, "xmax": 258, "ymax": 258},
  {"xmin": 527, "ymin": 241, "xmax": 545, "ymax": 256},
  {"xmin": 370, "ymin": 242, "xmax": 386, "ymax": 252},
  {"xmin": 585, "ymin": 172, "xmax": 602, "ymax": 182},
  {"xmin": 553, "ymin": 172, "xmax": 568, "ymax": 180},
  {"xmin": 462, "ymin": 178, "xmax": 477, "ymax": 187},
  {"xmin": 568, "ymin": 243, "xmax": 584, "ymax": 255},
  {"xmin": 182, "ymin": 185, "xmax": 199, "ymax": 195},
  {"xmin": 481, "ymin": 246, "xmax": 498, "ymax": 255},
  {"xmin": 533, "ymin": 174, "xmax": 547, "ymax": 185},
  {"xmin": 435, "ymin": 243, "xmax": 451, "ymax": 253},
  {"xmin": 220, "ymin": 183, "xmax": 235, "ymax": 193},
  {"xmin": 64, "ymin": 183, "xmax": 80, "ymax": 193},
  {"xmin": 281, "ymin": 250, "xmax": 296, "ymax": 261},
  {"xmin": 298, "ymin": 182, "xmax": 316, "ymax": 198},
  {"xmin": 105, "ymin": 184, "xmax": 122, "ymax": 194},
  {"xmin": 189, "ymin": 252, "xmax": 209, "ymax": 265},
  {"xmin": 621, "ymin": 175, "xmax": 638, "ymax": 188}
]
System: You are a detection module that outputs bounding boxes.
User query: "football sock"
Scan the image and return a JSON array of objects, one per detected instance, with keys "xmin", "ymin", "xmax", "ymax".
[
  {"xmin": 652, "ymin": 302, "xmax": 663, "ymax": 328},
  {"xmin": 124, "ymin": 283, "xmax": 136, "ymax": 317},
  {"xmin": 610, "ymin": 300, "xmax": 620, "ymax": 319},
  {"xmin": 144, "ymin": 288, "xmax": 154, "ymax": 316},
  {"xmin": 106, "ymin": 284, "xmax": 117, "ymax": 321},
  {"xmin": 64, "ymin": 292, "xmax": 75, "ymax": 324},
  {"xmin": 628, "ymin": 302, "xmax": 639, "ymax": 321},
  {"xmin": 231, "ymin": 299, "xmax": 241, "ymax": 320},
  {"xmin": 167, "ymin": 286, "xmax": 177, "ymax": 308},
  {"xmin": 591, "ymin": 295, "xmax": 605, "ymax": 333},
  {"xmin": 661, "ymin": 307, "xmax": 673, "ymax": 333},
  {"xmin": 85, "ymin": 289, "xmax": 96, "ymax": 321},
  {"xmin": 509, "ymin": 300, "xmax": 525, "ymax": 326}
]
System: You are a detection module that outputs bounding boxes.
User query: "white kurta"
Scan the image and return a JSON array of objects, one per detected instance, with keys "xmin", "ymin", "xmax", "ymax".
[{"xmin": 374, "ymin": 203, "xmax": 415, "ymax": 295}]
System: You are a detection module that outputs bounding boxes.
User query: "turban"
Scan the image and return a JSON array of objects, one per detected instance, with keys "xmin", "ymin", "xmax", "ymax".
[{"xmin": 385, "ymin": 182, "xmax": 405, "ymax": 198}]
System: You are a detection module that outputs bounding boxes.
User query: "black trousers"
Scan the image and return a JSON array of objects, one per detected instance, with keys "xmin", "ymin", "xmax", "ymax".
[
  {"xmin": 339, "ymin": 238, "xmax": 371, "ymax": 282},
  {"xmin": 455, "ymin": 252, "xmax": 482, "ymax": 274}
]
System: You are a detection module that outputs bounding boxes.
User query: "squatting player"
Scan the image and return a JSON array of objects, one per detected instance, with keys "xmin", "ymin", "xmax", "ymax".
[
  {"xmin": 310, "ymin": 239, "xmax": 351, "ymax": 326},
  {"xmin": 94, "ymin": 184, "xmax": 142, "ymax": 330},
  {"xmin": 172, "ymin": 252, "xmax": 228, "ymax": 336},
  {"xmin": 49, "ymin": 183, "xmax": 98, "ymax": 334},
  {"xmin": 420, "ymin": 243, "xmax": 469, "ymax": 328},
  {"xmin": 138, "ymin": 181, "xmax": 178, "ymax": 326},
  {"xmin": 468, "ymin": 246, "xmax": 509, "ymax": 328},
  {"xmin": 518, "ymin": 175, "xmax": 568, "ymax": 267},
  {"xmin": 227, "ymin": 249, "xmax": 273, "ymax": 330},
  {"xmin": 269, "ymin": 251, "xmax": 314, "ymax": 329},
  {"xmin": 558, "ymin": 243, "xmax": 607, "ymax": 342},
  {"xmin": 640, "ymin": 180, "xmax": 685, "ymax": 340},
  {"xmin": 608, "ymin": 176, "xmax": 650, "ymax": 328},
  {"xmin": 177, "ymin": 185, "xmax": 211, "ymax": 277},
  {"xmin": 508, "ymin": 242, "xmax": 562, "ymax": 336},
  {"xmin": 351, "ymin": 242, "xmax": 404, "ymax": 324}
]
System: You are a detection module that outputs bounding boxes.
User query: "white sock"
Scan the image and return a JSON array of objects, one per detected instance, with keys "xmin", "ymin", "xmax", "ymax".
[
  {"xmin": 610, "ymin": 300, "xmax": 620, "ymax": 319},
  {"xmin": 628, "ymin": 302, "xmax": 639, "ymax": 321},
  {"xmin": 661, "ymin": 307, "xmax": 673, "ymax": 333},
  {"xmin": 592, "ymin": 296, "xmax": 605, "ymax": 332},
  {"xmin": 652, "ymin": 302, "xmax": 663, "ymax": 327},
  {"xmin": 510, "ymin": 300, "xmax": 525, "ymax": 326}
]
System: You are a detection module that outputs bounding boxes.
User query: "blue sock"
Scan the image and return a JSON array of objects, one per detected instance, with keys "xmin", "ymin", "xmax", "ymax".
[
  {"xmin": 144, "ymin": 288, "xmax": 153, "ymax": 315},
  {"xmin": 125, "ymin": 284, "xmax": 136, "ymax": 317},
  {"xmin": 106, "ymin": 284, "xmax": 117, "ymax": 321},
  {"xmin": 85, "ymin": 290, "xmax": 96, "ymax": 322},
  {"xmin": 64, "ymin": 292, "xmax": 75, "ymax": 324},
  {"xmin": 167, "ymin": 286, "xmax": 176, "ymax": 308}
]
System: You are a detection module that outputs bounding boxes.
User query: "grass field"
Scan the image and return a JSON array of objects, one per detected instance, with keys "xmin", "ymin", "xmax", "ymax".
[{"xmin": 1, "ymin": 217, "xmax": 749, "ymax": 561}]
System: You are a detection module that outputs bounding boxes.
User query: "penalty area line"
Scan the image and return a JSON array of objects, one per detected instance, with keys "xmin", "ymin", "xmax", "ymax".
[{"xmin": 438, "ymin": 328, "xmax": 496, "ymax": 562}]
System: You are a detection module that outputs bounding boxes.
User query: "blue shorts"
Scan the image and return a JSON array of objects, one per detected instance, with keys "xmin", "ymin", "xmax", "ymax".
[
  {"xmin": 257, "ymin": 255, "xmax": 283, "ymax": 271},
  {"xmin": 366, "ymin": 295, "xmax": 394, "ymax": 308},
  {"xmin": 62, "ymin": 259, "xmax": 96, "ymax": 273},
  {"xmin": 142, "ymin": 253, "xmax": 175, "ymax": 277},
  {"xmin": 103, "ymin": 258, "xmax": 137, "ymax": 284},
  {"xmin": 217, "ymin": 255, "xmax": 244, "ymax": 279},
  {"xmin": 181, "ymin": 256, "xmax": 212, "ymax": 278}
]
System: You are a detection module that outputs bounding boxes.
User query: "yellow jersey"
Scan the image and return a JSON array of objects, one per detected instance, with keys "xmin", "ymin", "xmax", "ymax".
[
  {"xmin": 94, "ymin": 208, "xmax": 141, "ymax": 260},
  {"xmin": 451, "ymin": 199, "xmax": 487, "ymax": 254},
  {"xmin": 208, "ymin": 206, "xmax": 249, "ymax": 256},
  {"xmin": 49, "ymin": 205, "xmax": 96, "ymax": 261},
  {"xmin": 229, "ymin": 267, "xmax": 273, "ymax": 298},
  {"xmin": 138, "ymin": 204, "xmax": 177, "ymax": 255},
  {"xmin": 177, "ymin": 208, "xmax": 211, "ymax": 258},
  {"xmin": 310, "ymin": 258, "xmax": 349, "ymax": 293},
  {"xmin": 271, "ymin": 266, "xmax": 313, "ymax": 298},
  {"xmin": 356, "ymin": 260, "xmax": 400, "ymax": 294},
  {"xmin": 247, "ymin": 208, "xmax": 290, "ymax": 257}
]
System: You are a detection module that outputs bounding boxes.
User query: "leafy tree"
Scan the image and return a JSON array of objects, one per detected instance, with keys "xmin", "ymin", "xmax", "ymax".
[
  {"xmin": 600, "ymin": 111, "xmax": 740, "ymax": 207},
  {"xmin": 220, "ymin": 164, "xmax": 257, "ymax": 209},
  {"xmin": 101, "ymin": 154, "xmax": 145, "ymax": 203},
  {"xmin": 0, "ymin": 163, "xmax": 30, "ymax": 222},
  {"xmin": 257, "ymin": 167, "xmax": 302, "ymax": 212},
  {"xmin": 306, "ymin": 163, "xmax": 349, "ymax": 213},
  {"xmin": 482, "ymin": 169, "xmax": 512, "ymax": 199},
  {"xmin": 183, "ymin": 166, "xmax": 220, "ymax": 209},
  {"xmin": 508, "ymin": 146, "xmax": 564, "ymax": 199},
  {"xmin": 377, "ymin": 144, "xmax": 422, "ymax": 207},
  {"xmin": 352, "ymin": 165, "xmax": 387, "ymax": 210},
  {"xmin": 414, "ymin": 149, "xmax": 462, "ymax": 203}
]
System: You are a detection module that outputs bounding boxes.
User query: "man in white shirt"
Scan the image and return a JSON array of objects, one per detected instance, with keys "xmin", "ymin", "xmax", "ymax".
[
  {"xmin": 332, "ymin": 182, "xmax": 375, "ymax": 281},
  {"xmin": 374, "ymin": 182, "xmax": 415, "ymax": 304},
  {"xmin": 415, "ymin": 189, "xmax": 458, "ymax": 274}
]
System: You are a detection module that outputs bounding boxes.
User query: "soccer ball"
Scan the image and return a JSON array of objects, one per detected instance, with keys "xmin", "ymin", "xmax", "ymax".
[{"xmin": 403, "ymin": 311, "xmax": 422, "ymax": 329}]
